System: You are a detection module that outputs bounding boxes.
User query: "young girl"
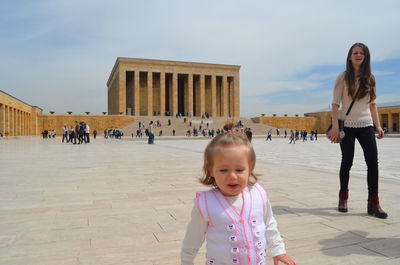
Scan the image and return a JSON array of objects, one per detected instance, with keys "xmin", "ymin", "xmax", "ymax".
[
  {"xmin": 328, "ymin": 43, "xmax": 387, "ymax": 218},
  {"xmin": 181, "ymin": 122, "xmax": 297, "ymax": 265}
]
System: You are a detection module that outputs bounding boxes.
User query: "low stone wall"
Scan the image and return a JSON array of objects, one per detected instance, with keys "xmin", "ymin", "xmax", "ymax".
[
  {"xmin": 39, "ymin": 115, "xmax": 135, "ymax": 136},
  {"xmin": 252, "ymin": 116, "xmax": 319, "ymax": 132}
]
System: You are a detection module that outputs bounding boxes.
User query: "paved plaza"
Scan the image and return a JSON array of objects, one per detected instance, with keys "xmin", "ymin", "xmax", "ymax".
[{"xmin": 0, "ymin": 137, "xmax": 399, "ymax": 265}]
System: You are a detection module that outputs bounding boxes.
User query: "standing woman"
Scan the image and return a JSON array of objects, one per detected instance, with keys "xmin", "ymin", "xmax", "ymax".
[{"xmin": 328, "ymin": 43, "xmax": 387, "ymax": 219}]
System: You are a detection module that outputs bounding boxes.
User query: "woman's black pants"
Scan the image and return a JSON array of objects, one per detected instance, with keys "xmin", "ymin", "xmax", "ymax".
[{"xmin": 339, "ymin": 126, "xmax": 379, "ymax": 196}]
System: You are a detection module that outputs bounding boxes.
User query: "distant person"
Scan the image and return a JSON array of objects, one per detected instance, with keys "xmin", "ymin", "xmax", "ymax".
[
  {"xmin": 266, "ymin": 129, "xmax": 272, "ymax": 141},
  {"xmin": 85, "ymin": 123, "xmax": 90, "ymax": 143},
  {"xmin": 61, "ymin": 124, "xmax": 68, "ymax": 143},
  {"xmin": 181, "ymin": 121, "xmax": 297, "ymax": 265},
  {"xmin": 328, "ymin": 42, "xmax": 387, "ymax": 218},
  {"xmin": 148, "ymin": 121, "xmax": 154, "ymax": 144},
  {"xmin": 245, "ymin": 127, "xmax": 252, "ymax": 142},
  {"xmin": 289, "ymin": 130, "xmax": 295, "ymax": 144},
  {"xmin": 74, "ymin": 121, "xmax": 79, "ymax": 144},
  {"xmin": 93, "ymin": 129, "xmax": 97, "ymax": 139}
]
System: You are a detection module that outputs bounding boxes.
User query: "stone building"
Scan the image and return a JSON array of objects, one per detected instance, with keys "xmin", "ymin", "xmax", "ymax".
[
  {"xmin": 304, "ymin": 103, "xmax": 400, "ymax": 133},
  {"xmin": 0, "ymin": 90, "xmax": 134, "ymax": 137},
  {"xmin": 0, "ymin": 90, "xmax": 42, "ymax": 136},
  {"xmin": 107, "ymin": 58, "xmax": 240, "ymax": 117}
]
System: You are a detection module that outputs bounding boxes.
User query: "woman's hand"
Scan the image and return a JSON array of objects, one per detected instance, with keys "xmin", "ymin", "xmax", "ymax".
[
  {"xmin": 328, "ymin": 126, "xmax": 340, "ymax": 143},
  {"xmin": 376, "ymin": 126, "xmax": 384, "ymax": 139},
  {"xmin": 273, "ymin": 254, "xmax": 297, "ymax": 265}
]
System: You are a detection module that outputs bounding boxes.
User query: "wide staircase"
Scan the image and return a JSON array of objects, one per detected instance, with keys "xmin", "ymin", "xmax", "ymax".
[{"xmin": 119, "ymin": 116, "xmax": 279, "ymax": 137}]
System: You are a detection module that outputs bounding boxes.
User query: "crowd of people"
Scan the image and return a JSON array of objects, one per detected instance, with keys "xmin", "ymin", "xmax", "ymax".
[
  {"xmin": 104, "ymin": 129, "xmax": 123, "ymax": 139},
  {"xmin": 60, "ymin": 121, "xmax": 94, "ymax": 144}
]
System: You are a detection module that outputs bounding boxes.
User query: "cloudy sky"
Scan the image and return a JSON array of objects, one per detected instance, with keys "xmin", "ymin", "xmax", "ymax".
[{"xmin": 1, "ymin": 0, "xmax": 400, "ymax": 117}]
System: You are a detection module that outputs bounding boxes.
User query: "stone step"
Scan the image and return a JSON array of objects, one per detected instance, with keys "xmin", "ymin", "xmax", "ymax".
[{"xmin": 119, "ymin": 116, "xmax": 281, "ymax": 136}]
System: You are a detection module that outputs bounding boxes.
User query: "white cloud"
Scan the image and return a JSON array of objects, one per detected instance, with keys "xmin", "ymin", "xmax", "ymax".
[{"xmin": 374, "ymin": 71, "xmax": 395, "ymax": 76}]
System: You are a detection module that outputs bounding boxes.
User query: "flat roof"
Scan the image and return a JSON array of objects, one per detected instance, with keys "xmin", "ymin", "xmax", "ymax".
[{"xmin": 107, "ymin": 57, "xmax": 241, "ymax": 86}]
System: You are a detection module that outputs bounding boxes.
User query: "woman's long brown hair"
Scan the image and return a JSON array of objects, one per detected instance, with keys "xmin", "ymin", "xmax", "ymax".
[{"xmin": 345, "ymin": 43, "xmax": 376, "ymax": 102}]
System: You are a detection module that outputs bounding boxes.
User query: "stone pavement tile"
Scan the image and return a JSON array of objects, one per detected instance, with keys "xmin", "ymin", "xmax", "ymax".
[
  {"xmin": 351, "ymin": 222, "xmax": 400, "ymax": 238},
  {"xmin": 278, "ymin": 222, "xmax": 340, "ymax": 241},
  {"xmin": 284, "ymin": 230, "xmax": 369, "ymax": 251},
  {"xmin": 0, "ymin": 239, "xmax": 86, "ymax": 259},
  {"xmin": 290, "ymin": 244, "xmax": 390, "ymax": 265},
  {"xmin": 77, "ymin": 241, "xmax": 181, "ymax": 265},
  {"xmin": 90, "ymin": 235, "xmax": 158, "ymax": 249},
  {"xmin": 360, "ymin": 237, "xmax": 400, "ymax": 258},
  {"xmin": 320, "ymin": 214, "xmax": 390, "ymax": 231},
  {"xmin": 276, "ymin": 214, "xmax": 339, "ymax": 228},
  {"xmin": 0, "ymin": 256, "xmax": 77, "ymax": 265},
  {"xmin": 153, "ymin": 230, "xmax": 185, "ymax": 243},
  {"xmin": 377, "ymin": 258, "xmax": 400, "ymax": 264}
]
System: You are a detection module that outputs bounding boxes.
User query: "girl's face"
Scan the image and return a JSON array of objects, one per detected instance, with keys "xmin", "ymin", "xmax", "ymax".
[
  {"xmin": 350, "ymin": 46, "xmax": 365, "ymax": 68},
  {"xmin": 211, "ymin": 145, "xmax": 250, "ymax": 197}
]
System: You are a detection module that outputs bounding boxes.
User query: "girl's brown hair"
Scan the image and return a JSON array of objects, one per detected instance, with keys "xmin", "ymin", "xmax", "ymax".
[
  {"xmin": 199, "ymin": 121, "xmax": 259, "ymax": 187},
  {"xmin": 345, "ymin": 42, "xmax": 376, "ymax": 103}
]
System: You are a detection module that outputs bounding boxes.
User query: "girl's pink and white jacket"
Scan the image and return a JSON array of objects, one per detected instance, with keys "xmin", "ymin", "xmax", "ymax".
[{"xmin": 181, "ymin": 183, "xmax": 286, "ymax": 265}]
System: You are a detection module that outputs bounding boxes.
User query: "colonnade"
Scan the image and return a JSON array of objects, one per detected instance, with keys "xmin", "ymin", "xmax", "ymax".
[
  {"xmin": 380, "ymin": 111, "xmax": 400, "ymax": 133},
  {"xmin": 119, "ymin": 70, "xmax": 239, "ymax": 117},
  {"xmin": 0, "ymin": 103, "xmax": 32, "ymax": 136},
  {"xmin": 108, "ymin": 58, "xmax": 241, "ymax": 117}
]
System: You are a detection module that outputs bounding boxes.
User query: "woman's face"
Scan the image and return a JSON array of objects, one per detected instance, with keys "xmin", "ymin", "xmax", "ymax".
[{"xmin": 350, "ymin": 46, "xmax": 365, "ymax": 68}]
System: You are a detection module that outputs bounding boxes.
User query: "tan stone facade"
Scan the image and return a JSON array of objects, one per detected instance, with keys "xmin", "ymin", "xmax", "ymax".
[
  {"xmin": 107, "ymin": 58, "xmax": 240, "ymax": 117},
  {"xmin": 305, "ymin": 104, "xmax": 400, "ymax": 133},
  {"xmin": 0, "ymin": 90, "xmax": 43, "ymax": 136},
  {"xmin": 1, "ymin": 90, "xmax": 135, "ymax": 137},
  {"xmin": 252, "ymin": 116, "xmax": 319, "ymax": 132},
  {"xmin": 39, "ymin": 115, "xmax": 134, "ymax": 136},
  {"xmin": 253, "ymin": 104, "xmax": 400, "ymax": 133}
]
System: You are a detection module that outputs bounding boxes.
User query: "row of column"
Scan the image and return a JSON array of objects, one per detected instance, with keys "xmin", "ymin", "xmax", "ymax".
[
  {"xmin": 381, "ymin": 112, "xmax": 400, "ymax": 132},
  {"xmin": 119, "ymin": 70, "xmax": 239, "ymax": 117},
  {"xmin": 0, "ymin": 103, "xmax": 31, "ymax": 136}
]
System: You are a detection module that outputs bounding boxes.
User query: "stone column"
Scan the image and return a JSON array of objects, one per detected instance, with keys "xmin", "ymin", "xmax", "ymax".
[
  {"xmin": 6, "ymin": 106, "xmax": 9, "ymax": 136},
  {"xmin": 9, "ymin": 107, "xmax": 12, "ymax": 136},
  {"xmin": 388, "ymin": 112, "xmax": 393, "ymax": 133},
  {"xmin": 160, "ymin": 72, "xmax": 166, "ymax": 116},
  {"xmin": 27, "ymin": 113, "xmax": 30, "ymax": 135},
  {"xmin": 19, "ymin": 110, "xmax": 25, "ymax": 136},
  {"xmin": 211, "ymin": 75, "xmax": 217, "ymax": 117},
  {"xmin": 134, "ymin": 71, "xmax": 140, "ymax": 116},
  {"xmin": 15, "ymin": 109, "xmax": 18, "ymax": 136},
  {"xmin": 18, "ymin": 110, "xmax": 21, "ymax": 136},
  {"xmin": 118, "ymin": 70, "xmax": 126, "ymax": 114},
  {"xmin": 233, "ymin": 75, "xmax": 240, "ymax": 117},
  {"xmin": 228, "ymin": 78, "xmax": 234, "ymax": 117},
  {"xmin": 199, "ymin": 74, "xmax": 205, "ymax": 116},
  {"xmin": 172, "ymin": 73, "xmax": 178, "ymax": 115},
  {"xmin": 147, "ymin": 71, "xmax": 153, "ymax": 116},
  {"xmin": 0, "ymin": 104, "xmax": 4, "ymax": 136},
  {"xmin": 186, "ymin": 74, "xmax": 194, "ymax": 116},
  {"xmin": 25, "ymin": 112, "xmax": 28, "ymax": 136},
  {"xmin": 222, "ymin": 76, "xmax": 228, "ymax": 116},
  {"xmin": 10, "ymin": 108, "xmax": 13, "ymax": 136},
  {"xmin": 20, "ymin": 111, "xmax": 23, "ymax": 136}
]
